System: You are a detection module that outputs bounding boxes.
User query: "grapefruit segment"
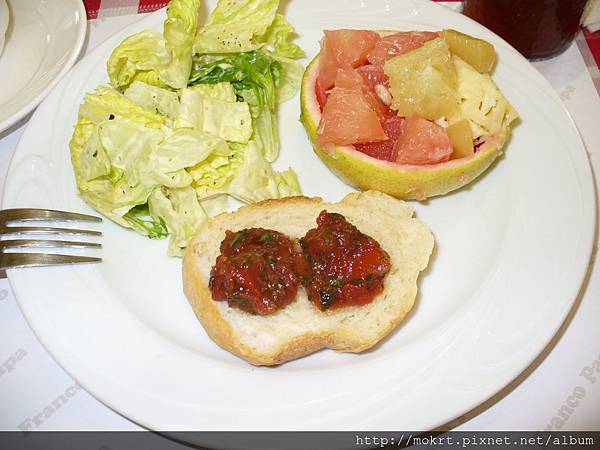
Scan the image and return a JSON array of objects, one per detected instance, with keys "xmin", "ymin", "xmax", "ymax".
[
  {"xmin": 367, "ymin": 32, "xmax": 439, "ymax": 67},
  {"xmin": 318, "ymin": 30, "xmax": 381, "ymax": 90},
  {"xmin": 355, "ymin": 115, "xmax": 404, "ymax": 161},
  {"xmin": 334, "ymin": 67, "xmax": 365, "ymax": 89},
  {"xmin": 317, "ymin": 36, "xmax": 339, "ymax": 91},
  {"xmin": 363, "ymin": 90, "xmax": 390, "ymax": 122},
  {"xmin": 316, "ymin": 87, "xmax": 387, "ymax": 147},
  {"xmin": 356, "ymin": 64, "xmax": 389, "ymax": 89},
  {"xmin": 315, "ymin": 76, "xmax": 328, "ymax": 111},
  {"xmin": 325, "ymin": 29, "xmax": 380, "ymax": 68},
  {"xmin": 395, "ymin": 117, "xmax": 453, "ymax": 165},
  {"xmin": 334, "ymin": 67, "xmax": 392, "ymax": 120}
]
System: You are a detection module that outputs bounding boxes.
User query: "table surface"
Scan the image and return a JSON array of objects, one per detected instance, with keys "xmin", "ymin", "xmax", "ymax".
[{"xmin": 1, "ymin": 1, "xmax": 599, "ymax": 438}]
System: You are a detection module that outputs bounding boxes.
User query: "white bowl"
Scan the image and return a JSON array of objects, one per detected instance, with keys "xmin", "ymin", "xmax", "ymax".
[{"xmin": 0, "ymin": 0, "xmax": 86, "ymax": 134}]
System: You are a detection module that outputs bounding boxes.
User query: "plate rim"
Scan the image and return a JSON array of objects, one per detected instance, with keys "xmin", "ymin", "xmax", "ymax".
[{"xmin": 3, "ymin": 0, "xmax": 598, "ymax": 433}]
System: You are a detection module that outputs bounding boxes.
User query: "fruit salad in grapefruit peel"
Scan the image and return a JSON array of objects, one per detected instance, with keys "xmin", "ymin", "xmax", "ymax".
[{"xmin": 300, "ymin": 29, "xmax": 518, "ymax": 200}]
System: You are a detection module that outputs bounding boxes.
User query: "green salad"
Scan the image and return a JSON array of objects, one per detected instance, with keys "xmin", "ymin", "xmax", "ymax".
[{"xmin": 69, "ymin": 0, "xmax": 304, "ymax": 255}]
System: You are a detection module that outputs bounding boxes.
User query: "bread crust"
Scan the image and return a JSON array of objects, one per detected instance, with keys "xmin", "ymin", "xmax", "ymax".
[{"xmin": 182, "ymin": 190, "xmax": 434, "ymax": 365}]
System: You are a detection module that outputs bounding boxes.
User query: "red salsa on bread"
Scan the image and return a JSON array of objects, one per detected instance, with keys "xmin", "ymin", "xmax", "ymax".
[
  {"xmin": 209, "ymin": 212, "xmax": 391, "ymax": 314},
  {"xmin": 209, "ymin": 228, "xmax": 303, "ymax": 315},
  {"xmin": 299, "ymin": 210, "xmax": 391, "ymax": 310},
  {"xmin": 183, "ymin": 191, "xmax": 435, "ymax": 365}
]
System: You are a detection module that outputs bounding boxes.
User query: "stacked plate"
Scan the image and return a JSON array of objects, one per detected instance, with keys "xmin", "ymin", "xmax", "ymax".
[{"xmin": 0, "ymin": 0, "xmax": 86, "ymax": 134}]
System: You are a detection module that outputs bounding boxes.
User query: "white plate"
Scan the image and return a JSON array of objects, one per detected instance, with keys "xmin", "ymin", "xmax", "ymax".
[
  {"xmin": 0, "ymin": 0, "xmax": 86, "ymax": 134},
  {"xmin": 0, "ymin": 0, "xmax": 8, "ymax": 57},
  {"xmin": 3, "ymin": 0, "xmax": 596, "ymax": 433}
]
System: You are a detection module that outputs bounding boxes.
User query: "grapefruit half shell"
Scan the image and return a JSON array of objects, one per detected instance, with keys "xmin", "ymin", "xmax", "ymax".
[{"xmin": 300, "ymin": 55, "xmax": 509, "ymax": 200}]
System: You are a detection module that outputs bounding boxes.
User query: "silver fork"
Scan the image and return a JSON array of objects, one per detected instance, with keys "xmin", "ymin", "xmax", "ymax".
[{"xmin": 0, "ymin": 208, "xmax": 102, "ymax": 269}]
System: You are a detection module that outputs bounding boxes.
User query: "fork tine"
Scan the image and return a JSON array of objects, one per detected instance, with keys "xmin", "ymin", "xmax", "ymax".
[
  {"xmin": 0, "ymin": 208, "xmax": 102, "ymax": 222},
  {"xmin": 0, "ymin": 226, "xmax": 102, "ymax": 236},
  {"xmin": 0, "ymin": 240, "xmax": 102, "ymax": 251},
  {"xmin": 0, "ymin": 208, "xmax": 103, "ymax": 269},
  {"xmin": 0, "ymin": 253, "xmax": 101, "ymax": 270}
]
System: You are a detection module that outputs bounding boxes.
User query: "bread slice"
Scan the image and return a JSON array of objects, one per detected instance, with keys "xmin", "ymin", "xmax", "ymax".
[{"xmin": 182, "ymin": 190, "xmax": 434, "ymax": 365}]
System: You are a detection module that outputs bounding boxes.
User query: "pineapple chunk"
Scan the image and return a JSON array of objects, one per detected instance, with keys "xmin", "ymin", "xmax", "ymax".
[
  {"xmin": 442, "ymin": 29, "xmax": 496, "ymax": 74},
  {"xmin": 447, "ymin": 118, "xmax": 474, "ymax": 159},
  {"xmin": 384, "ymin": 38, "xmax": 460, "ymax": 121}
]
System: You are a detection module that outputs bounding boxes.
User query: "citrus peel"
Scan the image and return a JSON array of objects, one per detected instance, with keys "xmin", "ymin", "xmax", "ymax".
[{"xmin": 300, "ymin": 32, "xmax": 516, "ymax": 200}]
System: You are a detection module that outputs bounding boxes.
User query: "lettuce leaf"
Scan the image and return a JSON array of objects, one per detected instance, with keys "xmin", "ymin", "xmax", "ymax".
[
  {"xmin": 259, "ymin": 14, "xmax": 305, "ymax": 59},
  {"xmin": 73, "ymin": 123, "xmax": 112, "ymax": 183},
  {"xmin": 129, "ymin": 70, "xmax": 170, "ymax": 90},
  {"xmin": 107, "ymin": 0, "xmax": 199, "ymax": 90},
  {"xmin": 70, "ymin": 118, "xmax": 164, "ymax": 232},
  {"xmin": 78, "ymin": 179, "xmax": 157, "ymax": 229},
  {"xmin": 123, "ymin": 204, "xmax": 168, "ymax": 239},
  {"xmin": 185, "ymin": 82, "xmax": 237, "ymax": 101},
  {"xmin": 193, "ymin": 0, "xmax": 279, "ymax": 54},
  {"xmin": 188, "ymin": 143, "xmax": 243, "ymax": 194},
  {"xmin": 189, "ymin": 50, "xmax": 281, "ymax": 160},
  {"xmin": 154, "ymin": 128, "xmax": 228, "ymax": 173},
  {"xmin": 70, "ymin": 88, "xmax": 226, "ymax": 241},
  {"xmin": 78, "ymin": 86, "xmax": 165, "ymax": 128},
  {"xmin": 238, "ymin": 86, "xmax": 278, "ymax": 161},
  {"xmin": 98, "ymin": 120, "xmax": 164, "ymax": 187},
  {"xmin": 198, "ymin": 194, "xmax": 230, "ymax": 217},
  {"xmin": 175, "ymin": 85, "xmax": 253, "ymax": 143},
  {"xmin": 162, "ymin": 0, "xmax": 200, "ymax": 87},
  {"xmin": 124, "ymin": 81, "xmax": 180, "ymax": 123},
  {"xmin": 267, "ymin": 51, "xmax": 304, "ymax": 103},
  {"xmin": 226, "ymin": 140, "xmax": 301, "ymax": 202},
  {"xmin": 107, "ymin": 30, "xmax": 167, "ymax": 91},
  {"xmin": 148, "ymin": 186, "xmax": 207, "ymax": 255},
  {"xmin": 70, "ymin": 0, "xmax": 306, "ymax": 255}
]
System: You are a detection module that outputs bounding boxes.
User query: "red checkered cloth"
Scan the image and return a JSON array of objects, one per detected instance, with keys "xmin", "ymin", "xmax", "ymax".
[
  {"xmin": 579, "ymin": 29, "xmax": 600, "ymax": 93},
  {"xmin": 83, "ymin": 0, "xmax": 169, "ymax": 19}
]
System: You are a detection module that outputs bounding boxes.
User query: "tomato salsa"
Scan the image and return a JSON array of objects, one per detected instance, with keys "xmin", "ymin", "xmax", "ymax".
[
  {"xmin": 209, "ymin": 228, "xmax": 303, "ymax": 315},
  {"xmin": 299, "ymin": 211, "xmax": 391, "ymax": 311},
  {"xmin": 209, "ymin": 213, "xmax": 392, "ymax": 314}
]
